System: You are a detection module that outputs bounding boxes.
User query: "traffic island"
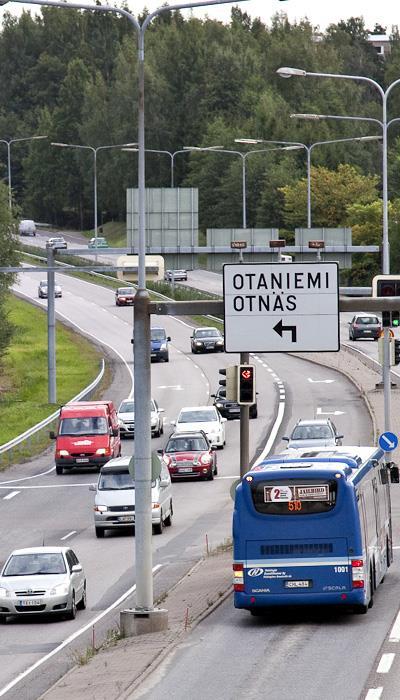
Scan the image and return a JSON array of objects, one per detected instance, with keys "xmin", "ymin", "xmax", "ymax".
[{"xmin": 120, "ymin": 607, "xmax": 168, "ymax": 637}]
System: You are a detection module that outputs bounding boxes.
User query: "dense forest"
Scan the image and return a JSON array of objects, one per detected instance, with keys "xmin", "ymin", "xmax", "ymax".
[{"xmin": 1, "ymin": 6, "xmax": 400, "ymax": 277}]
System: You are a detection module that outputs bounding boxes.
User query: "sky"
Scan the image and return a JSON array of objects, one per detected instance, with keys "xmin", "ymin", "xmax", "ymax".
[{"xmin": 0, "ymin": 0, "xmax": 398, "ymax": 33}]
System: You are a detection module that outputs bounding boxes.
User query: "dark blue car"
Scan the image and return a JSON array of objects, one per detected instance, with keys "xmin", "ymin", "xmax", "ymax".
[{"xmin": 151, "ymin": 327, "xmax": 170, "ymax": 362}]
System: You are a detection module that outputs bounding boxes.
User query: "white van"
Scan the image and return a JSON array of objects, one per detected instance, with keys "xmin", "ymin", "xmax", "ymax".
[
  {"xmin": 90, "ymin": 456, "xmax": 173, "ymax": 538},
  {"xmin": 18, "ymin": 219, "xmax": 36, "ymax": 236}
]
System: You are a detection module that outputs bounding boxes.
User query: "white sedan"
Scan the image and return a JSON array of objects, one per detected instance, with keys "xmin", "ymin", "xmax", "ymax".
[{"xmin": 171, "ymin": 406, "xmax": 226, "ymax": 448}]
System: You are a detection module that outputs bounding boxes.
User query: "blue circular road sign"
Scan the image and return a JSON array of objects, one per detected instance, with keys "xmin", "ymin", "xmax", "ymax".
[{"xmin": 379, "ymin": 431, "xmax": 398, "ymax": 451}]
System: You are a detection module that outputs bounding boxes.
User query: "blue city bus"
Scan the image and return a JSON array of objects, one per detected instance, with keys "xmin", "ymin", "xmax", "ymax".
[{"xmin": 233, "ymin": 446, "xmax": 399, "ymax": 615}]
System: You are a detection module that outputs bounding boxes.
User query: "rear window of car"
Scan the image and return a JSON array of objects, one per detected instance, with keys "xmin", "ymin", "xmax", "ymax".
[
  {"xmin": 178, "ymin": 409, "xmax": 217, "ymax": 423},
  {"xmin": 291, "ymin": 425, "xmax": 333, "ymax": 440}
]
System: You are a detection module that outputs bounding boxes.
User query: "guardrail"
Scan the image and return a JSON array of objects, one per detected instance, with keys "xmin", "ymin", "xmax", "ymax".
[{"xmin": 0, "ymin": 359, "xmax": 105, "ymax": 468}]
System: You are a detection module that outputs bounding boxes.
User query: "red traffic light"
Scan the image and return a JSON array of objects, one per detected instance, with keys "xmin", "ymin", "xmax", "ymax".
[{"xmin": 241, "ymin": 368, "xmax": 252, "ymax": 380}]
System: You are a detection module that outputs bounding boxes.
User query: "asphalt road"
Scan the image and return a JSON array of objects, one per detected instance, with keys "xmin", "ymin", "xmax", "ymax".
[{"xmin": 0, "ymin": 264, "xmax": 376, "ymax": 698}]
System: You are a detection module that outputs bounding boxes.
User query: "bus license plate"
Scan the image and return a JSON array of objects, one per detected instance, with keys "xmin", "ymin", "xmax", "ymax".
[{"xmin": 284, "ymin": 580, "xmax": 312, "ymax": 589}]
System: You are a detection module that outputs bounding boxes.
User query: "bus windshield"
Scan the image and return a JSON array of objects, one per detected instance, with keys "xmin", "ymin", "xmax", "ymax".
[{"xmin": 250, "ymin": 478, "xmax": 337, "ymax": 515}]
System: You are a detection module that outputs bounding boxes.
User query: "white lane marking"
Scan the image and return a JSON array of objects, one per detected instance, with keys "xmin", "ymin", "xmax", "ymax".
[
  {"xmin": 316, "ymin": 407, "xmax": 345, "ymax": 416},
  {"xmin": 215, "ymin": 475, "xmax": 241, "ymax": 480},
  {"xmin": 0, "ymin": 484, "xmax": 95, "ymax": 490},
  {"xmin": 0, "ymin": 564, "xmax": 162, "ymax": 699},
  {"xmin": 0, "ymin": 465, "xmax": 55, "ymax": 486},
  {"xmin": 392, "ymin": 546, "xmax": 400, "ymax": 549},
  {"xmin": 365, "ymin": 689, "xmax": 383, "ymax": 700},
  {"xmin": 253, "ymin": 401, "xmax": 285, "ymax": 467},
  {"xmin": 389, "ymin": 610, "xmax": 400, "ymax": 642},
  {"xmin": 60, "ymin": 531, "xmax": 77, "ymax": 541},
  {"xmin": 307, "ymin": 378, "xmax": 335, "ymax": 384},
  {"xmin": 3, "ymin": 491, "xmax": 19, "ymax": 500},
  {"xmin": 377, "ymin": 653, "xmax": 395, "ymax": 673},
  {"xmin": 157, "ymin": 385, "xmax": 184, "ymax": 390}
]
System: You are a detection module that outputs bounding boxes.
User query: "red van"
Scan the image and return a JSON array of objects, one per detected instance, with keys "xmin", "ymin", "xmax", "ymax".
[{"xmin": 51, "ymin": 401, "xmax": 121, "ymax": 475}]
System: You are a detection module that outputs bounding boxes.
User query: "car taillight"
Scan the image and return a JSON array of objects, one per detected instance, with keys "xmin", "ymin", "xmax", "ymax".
[
  {"xmin": 233, "ymin": 563, "xmax": 244, "ymax": 591},
  {"xmin": 200, "ymin": 453, "xmax": 212, "ymax": 465},
  {"xmin": 351, "ymin": 559, "xmax": 364, "ymax": 589}
]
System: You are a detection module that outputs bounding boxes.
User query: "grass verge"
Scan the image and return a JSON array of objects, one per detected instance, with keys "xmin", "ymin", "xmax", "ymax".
[{"xmin": 0, "ymin": 295, "xmax": 105, "ymax": 465}]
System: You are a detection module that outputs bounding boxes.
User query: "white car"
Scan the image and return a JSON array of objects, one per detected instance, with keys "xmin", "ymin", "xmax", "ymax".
[
  {"xmin": 18, "ymin": 219, "xmax": 36, "ymax": 236},
  {"xmin": 164, "ymin": 269, "xmax": 187, "ymax": 282},
  {"xmin": 118, "ymin": 397, "xmax": 164, "ymax": 438},
  {"xmin": 90, "ymin": 456, "xmax": 173, "ymax": 537},
  {"xmin": 38, "ymin": 280, "xmax": 62, "ymax": 298},
  {"xmin": 171, "ymin": 406, "xmax": 226, "ymax": 448},
  {"xmin": 0, "ymin": 546, "xmax": 86, "ymax": 622},
  {"xmin": 47, "ymin": 236, "xmax": 67, "ymax": 250}
]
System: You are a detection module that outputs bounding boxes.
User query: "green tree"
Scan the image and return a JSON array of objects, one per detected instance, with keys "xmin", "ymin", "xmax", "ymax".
[{"xmin": 0, "ymin": 182, "xmax": 19, "ymax": 359}]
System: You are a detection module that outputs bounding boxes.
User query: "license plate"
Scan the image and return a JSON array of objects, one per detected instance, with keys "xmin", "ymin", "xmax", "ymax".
[
  {"xmin": 76, "ymin": 457, "xmax": 89, "ymax": 464},
  {"xmin": 284, "ymin": 580, "xmax": 312, "ymax": 589},
  {"xmin": 118, "ymin": 515, "xmax": 135, "ymax": 522},
  {"xmin": 19, "ymin": 599, "xmax": 42, "ymax": 606},
  {"xmin": 151, "ymin": 353, "xmax": 157, "ymax": 357},
  {"xmin": 364, "ymin": 330, "xmax": 372, "ymax": 333},
  {"xmin": 179, "ymin": 467, "xmax": 193, "ymax": 473}
]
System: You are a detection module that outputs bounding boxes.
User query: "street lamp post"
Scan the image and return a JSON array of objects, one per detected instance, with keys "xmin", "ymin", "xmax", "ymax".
[
  {"xmin": 0, "ymin": 135, "xmax": 47, "ymax": 210},
  {"xmin": 52, "ymin": 142, "xmax": 137, "ymax": 244},
  {"xmin": 2, "ymin": 0, "xmax": 252, "ymax": 628},
  {"xmin": 236, "ymin": 135, "xmax": 381, "ymax": 231},
  {"xmin": 122, "ymin": 147, "xmax": 189, "ymax": 187}
]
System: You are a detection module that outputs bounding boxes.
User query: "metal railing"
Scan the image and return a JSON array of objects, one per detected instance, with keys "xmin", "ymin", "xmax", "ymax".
[{"xmin": 0, "ymin": 359, "xmax": 105, "ymax": 467}]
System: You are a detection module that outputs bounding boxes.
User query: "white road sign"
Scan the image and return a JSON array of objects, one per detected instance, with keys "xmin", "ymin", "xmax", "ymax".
[{"xmin": 223, "ymin": 262, "xmax": 339, "ymax": 353}]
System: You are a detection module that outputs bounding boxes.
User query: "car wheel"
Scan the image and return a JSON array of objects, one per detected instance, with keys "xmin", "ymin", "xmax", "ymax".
[
  {"xmin": 164, "ymin": 501, "xmax": 173, "ymax": 526},
  {"xmin": 66, "ymin": 593, "xmax": 77, "ymax": 620},
  {"xmin": 250, "ymin": 408, "xmax": 258, "ymax": 419},
  {"xmin": 153, "ymin": 515, "xmax": 164, "ymax": 535},
  {"xmin": 164, "ymin": 354, "xmax": 169, "ymax": 363},
  {"xmin": 214, "ymin": 463, "xmax": 218, "ymax": 476},
  {"xmin": 0, "ymin": 616, "xmax": 7, "ymax": 625},
  {"xmin": 160, "ymin": 422, "xmax": 164, "ymax": 436},
  {"xmin": 207, "ymin": 468, "xmax": 214, "ymax": 481},
  {"xmin": 95, "ymin": 527, "xmax": 105, "ymax": 538},
  {"xmin": 56, "ymin": 464, "xmax": 63, "ymax": 475},
  {"xmin": 77, "ymin": 582, "xmax": 87, "ymax": 610}
]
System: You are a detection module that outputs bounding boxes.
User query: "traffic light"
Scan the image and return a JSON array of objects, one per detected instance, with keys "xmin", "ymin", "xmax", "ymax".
[
  {"xmin": 373, "ymin": 276, "xmax": 400, "ymax": 327},
  {"xmin": 218, "ymin": 366, "xmax": 237, "ymax": 401},
  {"xmin": 395, "ymin": 340, "xmax": 400, "ymax": 365},
  {"xmin": 392, "ymin": 311, "xmax": 400, "ymax": 328},
  {"xmin": 237, "ymin": 364, "xmax": 256, "ymax": 405}
]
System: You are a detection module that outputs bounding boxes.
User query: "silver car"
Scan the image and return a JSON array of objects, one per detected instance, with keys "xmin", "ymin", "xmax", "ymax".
[
  {"xmin": 38, "ymin": 280, "xmax": 62, "ymax": 298},
  {"xmin": 282, "ymin": 419, "xmax": 343, "ymax": 450},
  {"xmin": 47, "ymin": 236, "xmax": 67, "ymax": 250},
  {"xmin": 118, "ymin": 397, "xmax": 164, "ymax": 438},
  {"xmin": 0, "ymin": 546, "xmax": 86, "ymax": 623},
  {"xmin": 90, "ymin": 457, "xmax": 173, "ymax": 537}
]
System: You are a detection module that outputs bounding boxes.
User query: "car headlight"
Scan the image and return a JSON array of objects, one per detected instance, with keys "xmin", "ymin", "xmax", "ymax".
[
  {"xmin": 195, "ymin": 341, "xmax": 202, "ymax": 346},
  {"xmin": 94, "ymin": 505, "xmax": 108, "ymax": 513},
  {"xmin": 96, "ymin": 448, "xmax": 106, "ymax": 455},
  {"xmin": 151, "ymin": 416, "xmax": 157, "ymax": 426},
  {"xmin": 59, "ymin": 449, "xmax": 69, "ymax": 457},
  {"xmin": 0, "ymin": 587, "xmax": 9, "ymax": 598},
  {"xmin": 216, "ymin": 340, "xmax": 223, "ymax": 345},
  {"xmin": 216, "ymin": 403, "xmax": 223, "ymax": 408},
  {"xmin": 118, "ymin": 418, "xmax": 125, "ymax": 427},
  {"xmin": 50, "ymin": 583, "xmax": 70, "ymax": 596}
]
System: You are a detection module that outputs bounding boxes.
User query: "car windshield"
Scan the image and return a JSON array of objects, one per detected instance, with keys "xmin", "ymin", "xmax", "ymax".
[
  {"xmin": 98, "ymin": 471, "xmax": 134, "ymax": 490},
  {"xmin": 195, "ymin": 329, "xmax": 219, "ymax": 338},
  {"xmin": 59, "ymin": 416, "xmax": 108, "ymax": 436},
  {"xmin": 3, "ymin": 553, "xmax": 66, "ymax": 576},
  {"xmin": 291, "ymin": 425, "xmax": 333, "ymax": 440},
  {"xmin": 357, "ymin": 316, "xmax": 379, "ymax": 325},
  {"xmin": 119, "ymin": 401, "xmax": 134, "ymax": 413},
  {"xmin": 151, "ymin": 329, "xmax": 166, "ymax": 341},
  {"xmin": 118, "ymin": 289, "xmax": 133, "ymax": 295},
  {"xmin": 178, "ymin": 410, "xmax": 217, "ymax": 423},
  {"xmin": 166, "ymin": 437, "xmax": 208, "ymax": 452},
  {"xmin": 39, "ymin": 281, "xmax": 47, "ymax": 287}
]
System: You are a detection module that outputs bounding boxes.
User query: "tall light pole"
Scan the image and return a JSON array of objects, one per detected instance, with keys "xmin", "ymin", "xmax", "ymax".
[
  {"xmin": 51, "ymin": 141, "xmax": 137, "ymax": 244},
  {"xmin": 184, "ymin": 144, "xmax": 302, "ymax": 229},
  {"xmin": 2, "ymin": 0, "xmax": 252, "ymax": 626},
  {"xmin": 0, "ymin": 135, "xmax": 47, "ymax": 210},
  {"xmin": 122, "ymin": 147, "xmax": 189, "ymax": 187},
  {"xmin": 236, "ymin": 135, "xmax": 381, "ymax": 229},
  {"xmin": 277, "ymin": 67, "xmax": 400, "ymax": 276}
]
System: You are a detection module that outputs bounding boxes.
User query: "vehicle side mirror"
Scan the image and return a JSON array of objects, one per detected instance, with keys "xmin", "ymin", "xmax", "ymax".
[
  {"xmin": 221, "ymin": 417, "xmax": 227, "ymax": 423},
  {"xmin": 89, "ymin": 484, "xmax": 96, "ymax": 491},
  {"xmin": 211, "ymin": 443, "xmax": 218, "ymax": 449},
  {"xmin": 210, "ymin": 394, "xmax": 216, "ymax": 398},
  {"xmin": 167, "ymin": 336, "xmax": 171, "ymax": 342},
  {"xmin": 71, "ymin": 564, "xmax": 83, "ymax": 573},
  {"xmin": 336, "ymin": 435, "xmax": 344, "ymax": 440},
  {"xmin": 282, "ymin": 436, "xmax": 289, "ymax": 441},
  {"xmin": 159, "ymin": 408, "xmax": 165, "ymax": 413},
  {"xmin": 49, "ymin": 430, "xmax": 56, "ymax": 439},
  {"xmin": 190, "ymin": 336, "xmax": 193, "ymax": 339},
  {"xmin": 160, "ymin": 478, "xmax": 170, "ymax": 488},
  {"xmin": 112, "ymin": 427, "xmax": 119, "ymax": 437},
  {"xmin": 347, "ymin": 321, "xmax": 351, "ymax": 325},
  {"xmin": 389, "ymin": 462, "xmax": 399, "ymax": 483},
  {"xmin": 170, "ymin": 420, "xmax": 176, "ymax": 426},
  {"xmin": 157, "ymin": 448, "xmax": 163, "ymax": 455}
]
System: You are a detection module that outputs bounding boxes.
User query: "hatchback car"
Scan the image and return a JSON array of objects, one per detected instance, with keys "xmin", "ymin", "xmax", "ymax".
[
  {"xmin": 212, "ymin": 386, "xmax": 258, "ymax": 420},
  {"xmin": 282, "ymin": 419, "xmax": 343, "ymax": 450},
  {"xmin": 115, "ymin": 287, "xmax": 135, "ymax": 306},
  {"xmin": 171, "ymin": 406, "xmax": 226, "ymax": 448},
  {"xmin": 117, "ymin": 397, "xmax": 164, "ymax": 438},
  {"xmin": 348, "ymin": 314, "xmax": 381, "ymax": 341},
  {"xmin": 47, "ymin": 236, "xmax": 67, "ymax": 250},
  {"xmin": 191, "ymin": 327, "xmax": 224, "ymax": 353},
  {"xmin": 90, "ymin": 457, "xmax": 173, "ymax": 537},
  {"xmin": 164, "ymin": 269, "xmax": 188, "ymax": 282},
  {"xmin": 0, "ymin": 546, "xmax": 86, "ymax": 622},
  {"xmin": 38, "ymin": 280, "xmax": 62, "ymax": 298},
  {"xmin": 88, "ymin": 236, "xmax": 108, "ymax": 248},
  {"xmin": 160, "ymin": 431, "xmax": 217, "ymax": 480}
]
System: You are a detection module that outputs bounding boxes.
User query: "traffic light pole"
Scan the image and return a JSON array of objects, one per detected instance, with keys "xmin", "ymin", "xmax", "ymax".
[
  {"xmin": 383, "ymin": 327, "xmax": 392, "ymax": 438},
  {"xmin": 240, "ymin": 351, "xmax": 250, "ymax": 478}
]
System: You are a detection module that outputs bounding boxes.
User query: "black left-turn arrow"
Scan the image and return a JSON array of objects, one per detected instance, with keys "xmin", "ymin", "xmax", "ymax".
[{"xmin": 273, "ymin": 319, "xmax": 297, "ymax": 343}]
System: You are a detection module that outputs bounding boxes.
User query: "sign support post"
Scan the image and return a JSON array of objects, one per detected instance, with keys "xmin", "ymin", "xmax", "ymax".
[{"xmin": 239, "ymin": 352, "xmax": 250, "ymax": 477}]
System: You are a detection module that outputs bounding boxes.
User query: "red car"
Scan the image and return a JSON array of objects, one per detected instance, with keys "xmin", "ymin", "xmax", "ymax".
[
  {"xmin": 115, "ymin": 287, "xmax": 135, "ymax": 306},
  {"xmin": 160, "ymin": 431, "xmax": 217, "ymax": 480}
]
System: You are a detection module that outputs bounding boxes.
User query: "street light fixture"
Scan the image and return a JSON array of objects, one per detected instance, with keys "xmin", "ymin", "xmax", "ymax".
[
  {"xmin": 121, "ymin": 147, "xmax": 190, "ymax": 187},
  {"xmin": 51, "ymin": 141, "xmax": 137, "ymax": 245},
  {"xmin": 0, "ymin": 135, "xmax": 47, "ymax": 210}
]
